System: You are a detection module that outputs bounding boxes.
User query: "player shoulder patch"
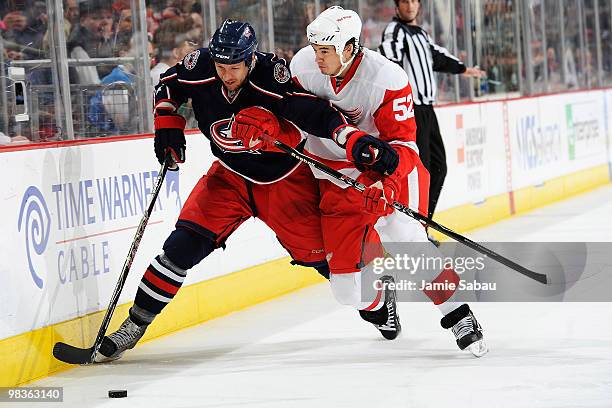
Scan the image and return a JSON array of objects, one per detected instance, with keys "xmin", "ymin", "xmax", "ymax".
[
  {"xmin": 183, "ymin": 50, "xmax": 200, "ymax": 70},
  {"xmin": 273, "ymin": 62, "xmax": 290, "ymax": 84}
]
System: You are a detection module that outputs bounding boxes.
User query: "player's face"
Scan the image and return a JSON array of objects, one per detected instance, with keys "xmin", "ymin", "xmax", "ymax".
[
  {"xmin": 214, "ymin": 61, "xmax": 249, "ymax": 91},
  {"xmin": 397, "ymin": 0, "xmax": 420, "ymax": 23},
  {"xmin": 311, "ymin": 44, "xmax": 342, "ymax": 76}
]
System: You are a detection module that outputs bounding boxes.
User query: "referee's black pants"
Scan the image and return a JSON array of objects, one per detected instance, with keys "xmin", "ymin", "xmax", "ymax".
[{"xmin": 414, "ymin": 104, "xmax": 446, "ymax": 219}]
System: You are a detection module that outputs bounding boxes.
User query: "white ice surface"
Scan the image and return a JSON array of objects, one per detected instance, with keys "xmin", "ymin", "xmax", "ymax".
[{"xmin": 31, "ymin": 185, "xmax": 612, "ymax": 407}]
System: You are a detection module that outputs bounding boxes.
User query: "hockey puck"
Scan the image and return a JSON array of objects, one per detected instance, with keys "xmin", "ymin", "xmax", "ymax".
[{"xmin": 108, "ymin": 390, "xmax": 127, "ymax": 398}]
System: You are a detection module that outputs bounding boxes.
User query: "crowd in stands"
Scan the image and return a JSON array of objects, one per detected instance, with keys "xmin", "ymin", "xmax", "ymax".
[
  {"xmin": 1, "ymin": 0, "xmax": 611, "ymax": 144},
  {"xmin": 0, "ymin": 0, "xmax": 203, "ymax": 141}
]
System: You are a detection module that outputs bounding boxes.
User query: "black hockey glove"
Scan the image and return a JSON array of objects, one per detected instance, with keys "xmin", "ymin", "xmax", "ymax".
[
  {"xmin": 154, "ymin": 114, "xmax": 186, "ymax": 170},
  {"xmin": 333, "ymin": 125, "xmax": 399, "ymax": 175}
]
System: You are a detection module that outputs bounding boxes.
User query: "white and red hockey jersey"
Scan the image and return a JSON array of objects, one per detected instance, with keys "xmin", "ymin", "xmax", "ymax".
[{"xmin": 290, "ymin": 46, "xmax": 420, "ymax": 184}]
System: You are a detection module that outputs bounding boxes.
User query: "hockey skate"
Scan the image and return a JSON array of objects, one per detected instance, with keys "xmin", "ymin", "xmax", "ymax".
[
  {"xmin": 440, "ymin": 304, "xmax": 488, "ymax": 357},
  {"xmin": 94, "ymin": 315, "xmax": 149, "ymax": 363},
  {"xmin": 359, "ymin": 275, "xmax": 401, "ymax": 340}
]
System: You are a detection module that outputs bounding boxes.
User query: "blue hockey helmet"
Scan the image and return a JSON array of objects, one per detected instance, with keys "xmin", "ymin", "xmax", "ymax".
[{"xmin": 209, "ymin": 20, "xmax": 258, "ymax": 67}]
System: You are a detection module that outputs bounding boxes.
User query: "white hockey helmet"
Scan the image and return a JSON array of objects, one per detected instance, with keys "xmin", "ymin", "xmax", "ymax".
[{"xmin": 307, "ymin": 6, "xmax": 362, "ymax": 64}]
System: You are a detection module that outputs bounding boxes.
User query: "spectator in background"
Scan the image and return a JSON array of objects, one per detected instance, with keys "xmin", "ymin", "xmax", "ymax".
[
  {"xmin": 112, "ymin": 0, "xmax": 131, "ymax": 13},
  {"xmin": 485, "ymin": 55, "xmax": 504, "ymax": 93},
  {"xmin": 564, "ymin": 46, "xmax": 579, "ymax": 89},
  {"xmin": 67, "ymin": 0, "xmax": 115, "ymax": 83},
  {"xmin": 43, "ymin": 0, "xmax": 78, "ymax": 52},
  {"xmin": 546, "ymin": 47, "xmax": 563, "ymax": 91},
  {"xmin": 151, "ymin": 17, "xmax": 198, "ymax": 86},
  {"xmin": 188, "ymin": 10, "xmax": 204, "ymax": 39},
  {"xmin": 65, "ymin": 0, "xmax": 80, "ymax": 25},
  {"xmin": 170, "ymin": 0, "xmax": 196, "ymax": 14},
  {"xmin": 99, "ymin": 6, "xmax": 114, "ymax": 45},
  {"xmin": 2, "ymin": 5, "xmax": 47, "ymax": 60},
  {"xmin": 2, "ymin": 11, "xmax": 28, "ymax": 60},
  {"xmin": 146, "ymin": 6, "xmax": 160, "ymax": 36},
  {"xmin": 113, "ymin": 7, "xmax": 133, "ymax": 49},
  {"xmin": 88, "ymin": 35, "xmax": 155, "ymax": 134},
  {"xmin": 37, "ymin": 0, "xmax": 80, "ymax": 90},
  {"xmin": 161, "ymin": 5, "xmax": 182, "ymax": 20}
]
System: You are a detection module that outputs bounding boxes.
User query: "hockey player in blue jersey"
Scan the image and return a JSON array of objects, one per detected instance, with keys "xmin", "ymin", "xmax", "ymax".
[{"xmin": 95, "ymin": 19, "xmax": 401, "ymax": 362}]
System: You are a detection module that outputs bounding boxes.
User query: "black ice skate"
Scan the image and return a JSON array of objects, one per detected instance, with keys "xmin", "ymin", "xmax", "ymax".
[
  {"xmin": 94, "ymin": 315, "xmax": 149, "ymax": 363},
  {"xmin": 440, "ymin": 304, "xmax": 488, "ymax": 357},
  {"xmin": 359, "ymin": 275, "xmax": 401, "ymax": 340}
]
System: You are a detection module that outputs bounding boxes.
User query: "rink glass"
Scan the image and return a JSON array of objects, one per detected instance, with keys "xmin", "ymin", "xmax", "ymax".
[{"xmin": 0, "ymin": 0, "xmax": 609, "ymax": 143}]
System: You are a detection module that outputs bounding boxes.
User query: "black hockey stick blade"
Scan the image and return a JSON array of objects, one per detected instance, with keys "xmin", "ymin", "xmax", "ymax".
[
  {"xmin": 52, "ymin": 155, "xmax": 171, "ymax": 365},
  {"xmin": 391, "ymin": 202, "xmax": 549, "ymax": 284},
  {"xmin": 270, "ymin": 139, "xmax": 548, "ymax": 284},
  {"xmin": 53, "ymin": 342, "xmax": 95, "ymax": 365}
]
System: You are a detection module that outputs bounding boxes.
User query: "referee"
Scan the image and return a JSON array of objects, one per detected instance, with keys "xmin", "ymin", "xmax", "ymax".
[{"xmin": 379, "ymin": 0, "xmax": 484, "ymax": 224}]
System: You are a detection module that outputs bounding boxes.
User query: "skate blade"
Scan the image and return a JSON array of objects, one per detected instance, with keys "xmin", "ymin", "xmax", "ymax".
[
  {"xmin": 93, "ymin": 351, "xmax": 124, "ymax": 363},
  {"xmin": 379, "ymin": 328, "xmax": 401, "ymax": 340},
  {"xmin": 466, "ymin": 339, "xmax": 489, "ymax": 357}
]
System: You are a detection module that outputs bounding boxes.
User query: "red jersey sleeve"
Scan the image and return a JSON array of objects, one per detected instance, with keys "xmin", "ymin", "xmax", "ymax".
[{"xmin": 373, "ymin": 84, "xmax": 420, "ymax": 178}]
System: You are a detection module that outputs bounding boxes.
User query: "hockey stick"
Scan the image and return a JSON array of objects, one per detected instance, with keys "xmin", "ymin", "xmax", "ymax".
[
  {"xmin": 271, "ymin": 139, "xmax": 548, "ymax": 284},
  {"xmin": 53, "ymin": 155, "xmax": 172, "ymax": 364}
]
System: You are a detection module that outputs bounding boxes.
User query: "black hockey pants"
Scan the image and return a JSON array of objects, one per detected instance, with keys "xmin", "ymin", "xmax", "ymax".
[{"xmin": 414, "ymin": 104, "xmax": 447, "ymax": 219}]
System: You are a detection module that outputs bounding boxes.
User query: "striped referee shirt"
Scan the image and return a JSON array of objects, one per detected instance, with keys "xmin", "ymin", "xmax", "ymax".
[{"xmin": 379, "ymin": 17, "xmax": 466, "ymax": 106}]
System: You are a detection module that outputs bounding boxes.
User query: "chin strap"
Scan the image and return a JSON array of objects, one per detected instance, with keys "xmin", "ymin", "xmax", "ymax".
[{"xmin": 330, "ymin": 52, "xmax": 357, "ymax": 78}]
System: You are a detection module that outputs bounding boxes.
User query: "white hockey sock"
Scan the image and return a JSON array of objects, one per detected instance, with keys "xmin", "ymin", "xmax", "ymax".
[{"xmin": 437, "ymin": 301, "xmax": 465, "ymax": 316}]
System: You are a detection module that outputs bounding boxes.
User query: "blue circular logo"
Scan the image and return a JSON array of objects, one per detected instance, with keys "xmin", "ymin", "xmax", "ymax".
[{"xmin": 18, "ymin": 186, "xmax": 51, "ymax": 289}]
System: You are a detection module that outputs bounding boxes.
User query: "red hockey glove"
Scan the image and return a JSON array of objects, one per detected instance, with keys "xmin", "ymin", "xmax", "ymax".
[
  {"xmin": 154, "ymin": 114, "xmax": 186, "ymax": 170},
  {"xmin": 231, "ymin": 106, "xmax": 280, "ymax": 152},
  {"xmin": 358, "ymin": 171, "xmax": 401, "ymax": 216},
  {"xmin": 332, "ymin": 125, "xmax": 399, "ymax": 175}
]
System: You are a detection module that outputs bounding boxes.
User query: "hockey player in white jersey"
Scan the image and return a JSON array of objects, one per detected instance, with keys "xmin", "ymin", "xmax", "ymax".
[{"xmin": 289, "ymin": 6, "xmax": 488, "ymax": 356}]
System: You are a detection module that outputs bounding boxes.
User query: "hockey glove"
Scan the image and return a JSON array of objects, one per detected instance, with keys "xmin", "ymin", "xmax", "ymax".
[
  {"xmin": 333, "ymin": 125, "xmax": 399, "ymax": 175},
  {"xmin": 358, "ymin": 171, "xmax": 401, "ymax": 216},
  {"xmin": 231, "ymin": 106, "xmax": 280, "ymax": 151},
  {"xmin": 154, "ymin": 114, "xmax": 186, "ymax": 170}
]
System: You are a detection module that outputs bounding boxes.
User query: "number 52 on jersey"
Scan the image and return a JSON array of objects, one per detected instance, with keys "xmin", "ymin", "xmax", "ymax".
[{"xmin": 393, "ymin": 95, "xmax": 414, "ymax": 121}]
